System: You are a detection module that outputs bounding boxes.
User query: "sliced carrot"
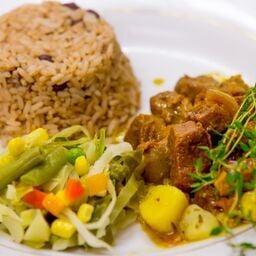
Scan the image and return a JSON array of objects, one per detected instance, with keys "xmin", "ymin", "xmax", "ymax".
[
  {"xmin": 82, "ymin": 173, "xmax": 108, "ymax": 196},
  {"xmin": 42, "ymin": 193, "xmax": 66, "ymax": 216},
  {"xmin": 65, "ymin": 178, "xmax": 85, "ymax": 203}
]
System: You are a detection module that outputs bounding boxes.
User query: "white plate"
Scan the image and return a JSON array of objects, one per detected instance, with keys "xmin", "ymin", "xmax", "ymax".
[{"xmin": 1, "ymin": 0, "xmax": 256, "ymax": 255}]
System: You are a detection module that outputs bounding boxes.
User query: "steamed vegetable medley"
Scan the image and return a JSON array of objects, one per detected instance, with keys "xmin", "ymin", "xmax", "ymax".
[{"xmin": 0, "ymin": 126, "xmax": 143, "ymax": 250}]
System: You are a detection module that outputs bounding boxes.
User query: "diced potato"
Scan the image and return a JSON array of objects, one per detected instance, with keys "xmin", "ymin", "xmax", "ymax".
[
  {"xmin": 179, "ymin": 204, "xmax": 219, "ymax": 241},
  {"xmin": 24, "ymin": 210, "xmax": 50, "ymax": 243},
  {"xmin": 139, "ymin": 185, "xmax": 188, "ymax": 233},
  {"xmin": 2, "ymin": 215, "xmax": 24, "ymax": 243},
  {"xmin": 20, "ymin": 209, "xmax": 36, "ymax": 227},
  {"xmin": 241, "ymin": 191, "xmax": 256, "ymax": 221}
]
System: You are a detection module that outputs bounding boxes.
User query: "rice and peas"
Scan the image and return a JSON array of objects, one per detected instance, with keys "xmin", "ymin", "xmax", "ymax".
[{"xmin": 0, "ymin": 1, "xmax": 140, "ymax": 139}]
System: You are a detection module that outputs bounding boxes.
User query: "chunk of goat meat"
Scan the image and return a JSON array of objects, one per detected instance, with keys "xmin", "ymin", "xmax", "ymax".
[
  {"xmin": 175, "ymin": 75, "xmax": 219, "ymax": 103},
  {"xmin": 168, "ymin": 121, "xmax": 211, "ymax": 192},
  {"xmin": 124, "ymin": 114, "xmax": 167, "ymax": 149},
  {"xmin": 188, "ymin": 103, "xmax": 232, "ymax": 133},
  {"xmin": 150, "ymin": 91, "xmax": 192, "ymax": 124},
  {"xmin": 193, "ymin": 185, "xmax": 233, "ymax": 213},
  {"xmin": 140, "ymin": 139, "xmax": 170, "ymax": 184},
  {"xmin": 193, "ymin": 185, "xmax": 220, "ymax": 213},
  {"xmin": 219, "ymin": 75, "xmax": 249, "ymax": 96}
]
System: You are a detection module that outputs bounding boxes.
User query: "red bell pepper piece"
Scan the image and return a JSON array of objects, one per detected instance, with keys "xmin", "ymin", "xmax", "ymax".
[
  {"xmin": 22, "ymin": 188, "xmax": 47, "ymax": 209},
  {"xmin": 65, "ymin": 178, "xmax": 85, "ymax": 203}
]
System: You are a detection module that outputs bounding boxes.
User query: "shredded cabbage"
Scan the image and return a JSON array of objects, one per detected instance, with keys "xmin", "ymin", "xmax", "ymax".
[
  {"xmin": 69, "ymin": 169, "xmax": 80, "ymax": 179},
  {"xmin": 15, "ymin": 184, "xmax": 33, "ymax": 199},
  {"xmin": 0, "ymin": 204, "xmax": 21, "ymax": 222},
  {"xmin": 84, "ymin": 129, "xmax": 106, "ymax": 164},
  {"xmin": 64, "ymin": 208, "xmax": 112, "ymax": 250},
  {"xmin": 52, "ymin": 236, "xmax": 77, "ymax": 251},
  {"xmin": 0, "ymin": 228, "xmax": 12, "ymax": 240},
  {"xmin": 6, "ymin": 185, "xmax": 16, "ymax": 200},
  {"xmin": 24, "ymin": 209, "xmax": 50, "ymax": 243},
  {"xmin": 111, "ymin": 209, "xmax": 137, "ymax": 235},
  {"xmin": 23, "ymin": 241, "xmax": 45, "ymax": 249},
  {"xmin": 85, "ymin": 180, "xmax": 116, "ymax": 238},
  {"xmin": 0, "ymin": 204, "xmax": 24, "ymax": 243},
  {"xmin": 48, "ymin": 138, "xmax": 89, "ymax": 148},
  {"xmin": 2, "ymin": 215, "xmax": 24, "ymax": 243},
  {"xmin": 77, "ymin": 233, "xmax": 85, "ymax": 245},
  {"xmin": 95, "ymin": 129, "xmax": 106, "ymax": 160},
  {"xmin": 85, "ymin": 141, "xmax": 97, "ymax": 164},
  {"xmin": 89, "ymin": 142, "xmax": 133, "ymax": 176},
  {"xmin": 110, "ymin": 174, "xmax": 138, "ymax": 224},
  {"xmin": 49, "ymin": 125, "xmax": 91, "ymax": 142},
  {"xmin": 5, "ymin": 184, "xmax": 32, "ymax": 207}
]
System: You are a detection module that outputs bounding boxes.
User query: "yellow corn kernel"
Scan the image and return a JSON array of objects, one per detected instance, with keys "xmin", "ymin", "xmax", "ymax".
[
  {"xmin": 56, "ymin": 190, "xmax": 70, "ymax": 206},
  {"xmin": 0, "ymin": 153, "xmax": 15, "ymax": 167},
  {"xmin": 24, "ymin": 128, "xmax": 49, "ymax": 147},
  {"xmin": 51, "ymin": 219, "xmax": 76, "ymax": 239},
  {"xmin": 77, "ymin": 203, "xmax": 94, "ymax": 223},
  {"xmin": 75, "ymin": 156, "xmax": 89, "ymax": 176},
  {"xmin": 8, "ymin": 137, "xmax": 26, "ymax": 157}
]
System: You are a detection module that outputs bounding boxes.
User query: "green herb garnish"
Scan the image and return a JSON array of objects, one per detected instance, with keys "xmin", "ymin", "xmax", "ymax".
[{"xmin": 191, "ymin": 86, "xmax": 256, "ymax": 194}]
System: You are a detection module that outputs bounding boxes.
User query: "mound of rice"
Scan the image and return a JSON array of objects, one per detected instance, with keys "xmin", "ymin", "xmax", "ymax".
[{"xmin": 0, "ymin": 2, "xmax": 140, "ymax": 137}]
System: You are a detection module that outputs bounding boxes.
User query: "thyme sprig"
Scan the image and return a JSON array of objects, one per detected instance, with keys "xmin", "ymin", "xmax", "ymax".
[{"xmin": 191, "ymin": 86, "xmax": 256, "ymax": 193}]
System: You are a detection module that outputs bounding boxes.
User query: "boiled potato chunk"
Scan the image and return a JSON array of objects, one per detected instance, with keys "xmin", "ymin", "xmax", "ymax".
[
  {"xmin": 241, "ymin": 191, "xmax": 256, "ymax": 221},
  {"xmin": 139, "ymin": 185, "xmax": 188, "ymax": 233},
  {"xmin": 24, "ymin": 210, "xmax": 50, "ymax": 243},
  {"xmin": 179, "ymin": 204, "xmax": 219, "ymax": 241}
]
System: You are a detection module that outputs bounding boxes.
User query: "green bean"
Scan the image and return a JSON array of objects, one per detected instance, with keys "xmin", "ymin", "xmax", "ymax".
[
  {"xmin": 21, "ymin": 146, "xmax": 68, "ymax": 186},
  {"xmin": 40, "ymin": 145, "xmax": 59, "ymax": 156},
  {"xmin": 0, "ymin": 147, "xmax": 44, "ymax": 190}
]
